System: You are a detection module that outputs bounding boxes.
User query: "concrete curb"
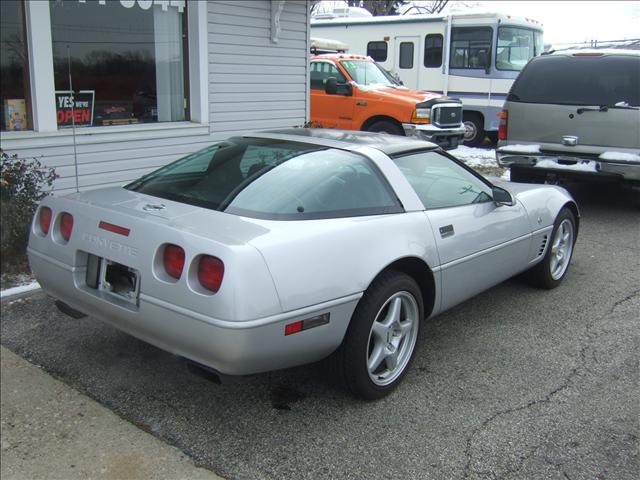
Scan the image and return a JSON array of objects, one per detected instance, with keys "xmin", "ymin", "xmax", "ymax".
[{"xmin": 0, "ymin": 347, "xmax": 224, "ymax": 480}]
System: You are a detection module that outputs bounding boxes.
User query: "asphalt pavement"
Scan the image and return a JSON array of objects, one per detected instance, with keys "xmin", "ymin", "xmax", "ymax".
[{"xmin": 1, "ymin": 182, "xmax": 638, "ymax": 480}]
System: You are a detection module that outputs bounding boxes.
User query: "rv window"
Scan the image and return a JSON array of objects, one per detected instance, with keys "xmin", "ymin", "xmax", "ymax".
[
  {"xmin": 424, "ymin": 34, "xmax": 443, "ymax": 68},
  {"xmin": 399, "ymin": 42, "xmax": 414, "ymax": 69},
  {"xmin": 310, "ymin": 62, "xmax": 347, "ymax": 90},
  {"xmin": 450, "ymin": 27, "xmax": 492, "ymax": 70},
  {"xmin": 496, "ymin": 27, "xmax": 538, "ymax": 71},
  {"xmin": 367, "ymin": 41, "xmax": 388, "ymax": 62}
]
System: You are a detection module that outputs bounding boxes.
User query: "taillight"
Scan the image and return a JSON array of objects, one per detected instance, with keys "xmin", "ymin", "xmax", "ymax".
[
  {"xmin": 39, "ymin": 207, "xmax": 52, "ymax": 235},
  {"xmin": 60, "ymin": 212, "xmax": 74, "ymax": 242},
  {"xmin": 163, "ymin": 244, "xmax": 185, "ymax": 279},
  {"xmin": 198, "ymin": 255, "xmax": 224, "ymax": 293},
  {"xmin": 498, "ymin": 109, "xmax": 508, "ymax": 141}
]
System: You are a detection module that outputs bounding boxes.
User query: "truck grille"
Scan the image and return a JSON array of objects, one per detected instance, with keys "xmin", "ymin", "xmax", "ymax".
[{"xmin": 433, "ymin": 105, "xmax": 462, "ymax": 127}]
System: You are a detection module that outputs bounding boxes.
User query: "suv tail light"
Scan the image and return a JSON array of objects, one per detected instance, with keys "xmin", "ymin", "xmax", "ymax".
[
  {"xmin": 498, "ymin": 110, "xmax": 508, "ymax": 141},
  {"xmin": 198, "ymin": 255, "xmax": 224, "ymax": 293},
  {"xmin": 39, "ymin": 207, "xmax": 52, "ymax": 235},
  {"xmin": 60, "ymin": 212, "xmax": 74, "ymax": 242},
  {"xmin": 163, "ymin": 244, "xmax": 185, "ymax": 279}
]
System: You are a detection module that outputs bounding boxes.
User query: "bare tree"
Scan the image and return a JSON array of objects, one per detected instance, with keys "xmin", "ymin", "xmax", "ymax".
[
  {"xmin": 345, "ymin": 0, "xmax": 409, "ymax": 16},
  {"xmin": 402, "ymin": 0, "xmax": 449, "ymax": 15}
]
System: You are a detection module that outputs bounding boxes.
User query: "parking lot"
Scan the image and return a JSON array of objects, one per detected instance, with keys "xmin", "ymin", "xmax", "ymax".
[{"xmin": 1, "ymin": 183, "xmax": 638, "ymax": 480}]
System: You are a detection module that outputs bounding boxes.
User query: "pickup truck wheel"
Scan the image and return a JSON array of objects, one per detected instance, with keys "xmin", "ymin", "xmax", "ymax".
[
  {"xmin": 366, "ymin": 120, "xmax": 404, "ymax": 136},
  {"xmin": 462, "ymin": 113, "xmax": 484, "ymax": 147},
  {"xmin": 524, "ymin": 207, "xmax": 576, "ymax": 289},
  {"xmin": 329, "ymin": 270, "xmax": 423, "ymax": 400}
]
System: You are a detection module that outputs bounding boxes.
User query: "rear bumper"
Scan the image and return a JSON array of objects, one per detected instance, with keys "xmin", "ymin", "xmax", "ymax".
[
  {"xmin": 402, "ymin": 123, "xmax": 465, "ymax": 150},
  {"xmin": 497, "ymin": 150, "xmax": 640, "ymax": 183},
  {"xmin": 28, "ymin": 248, "xmax": 360, "ymax": 376}
]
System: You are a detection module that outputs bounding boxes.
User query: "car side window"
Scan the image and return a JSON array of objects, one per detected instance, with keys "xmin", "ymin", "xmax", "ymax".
[
  {"xmin": 310, "ymin": 61, "xmax": 347, "ymax": 90},
  {"xmin": 393, "ymin": 151, "xmax": 493, "ymax": 209}
]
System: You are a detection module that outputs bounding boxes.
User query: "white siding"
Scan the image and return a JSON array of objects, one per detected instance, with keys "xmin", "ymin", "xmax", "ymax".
[
  {"xmin": 1, "ymin": 0, "xmax": 310, "ymax": 195},
  {"xmin": 208, "ymin": 0, "xmax": 309, "ymax": 133}
]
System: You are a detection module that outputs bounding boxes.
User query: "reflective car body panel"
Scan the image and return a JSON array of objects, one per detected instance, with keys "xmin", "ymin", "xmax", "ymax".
[{"xmin": 28, "ymin": 129, "xmax": 578, "ymax": 376}]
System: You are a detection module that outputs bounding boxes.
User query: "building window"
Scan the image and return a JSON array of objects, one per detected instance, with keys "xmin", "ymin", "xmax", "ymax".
[
  {"xmin": 1, "ymin": 0, "xmax": 31, "ymax": 131},
  {"xmin": 49, "ymin": 0, "xmax": 188, "ymax": 128},
  {"xmin": 399, "ymin": 42, "xmax": 414, "ymax": 69},
  {"xmin": 450, "ymin": 27, "xmax": 492, "ymax": 70},
  {"xmin": 424, "ymin": 34, "xmax": 443, "ymax": 68},
  {"xmin": 367, "ymin": 41, "xmax": 387, "ymax": 62}
]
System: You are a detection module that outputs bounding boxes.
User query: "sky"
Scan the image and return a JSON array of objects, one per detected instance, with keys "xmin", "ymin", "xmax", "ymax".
[{"xmin": 474, "ymin": 1, "xmax": 640, "ymax": 45}]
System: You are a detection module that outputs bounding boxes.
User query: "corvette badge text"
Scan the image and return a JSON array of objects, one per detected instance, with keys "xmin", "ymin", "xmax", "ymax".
[{"xmin": 82, "ymin": 233, "xmax": 138, "ymax": 257}]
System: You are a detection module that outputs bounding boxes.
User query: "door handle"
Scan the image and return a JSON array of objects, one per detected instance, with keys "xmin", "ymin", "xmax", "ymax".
[{"xmin": 356, "ymin": 101, "xmax": 368, "ymax": 106}]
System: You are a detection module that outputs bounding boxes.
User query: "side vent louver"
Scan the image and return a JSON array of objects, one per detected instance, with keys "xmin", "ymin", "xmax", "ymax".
[{"xmin": 538, "ymin": 235, "xmax": 548, "ymax": 256}]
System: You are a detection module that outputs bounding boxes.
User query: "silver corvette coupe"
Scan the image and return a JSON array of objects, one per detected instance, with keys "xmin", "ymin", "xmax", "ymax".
[{"xmin": 28, "ymin": 129, "xmax": 579, "ymax": 399}]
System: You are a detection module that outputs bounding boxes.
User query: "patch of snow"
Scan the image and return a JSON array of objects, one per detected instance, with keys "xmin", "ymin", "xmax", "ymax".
[
  {"xmin": 599, "ymin": 152, "xmax": 640, "ymax": 163},
  {"xmin": 449, "ymin": 146, "xmax": 496, "ymax": 167},
  {"xmin": 501, "ymin": 169, "xmax": 511, "ymax": 181},
  {"xmin": 497, "ymin": 144, "xmax": 541, "ymax": 154},
  {"xmin": 0, "ymin": 281, "xmax": 41, "ymax": 299},
  {"xmin": 535, "ymin": 159, "xmax": 597, "ymax": 172}
]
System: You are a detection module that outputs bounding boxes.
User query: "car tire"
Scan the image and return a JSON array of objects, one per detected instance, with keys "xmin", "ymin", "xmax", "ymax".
[
  {"xmin": 329, "ymin": 270, "xmax": 423, "ymax": 400},
  {"xmin": 366, "ymin": 120, "xmax": 404, "ymax": 136},
  {"xmin": 462, "ymin": 112, "xmax": 485, "ymax": 147},
  {"xmin": 524, "ymin": 207, "xmax": 577, "ymax": 289}
]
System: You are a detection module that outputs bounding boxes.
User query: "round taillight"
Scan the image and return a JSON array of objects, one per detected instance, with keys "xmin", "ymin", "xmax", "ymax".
[
  {"xmin": 60, "ymin": 212, "xmax": 74, "ymax": 242},
  {"xmin": 198, "ymin": 255, "xmax": 224, "ymax": 293},
  {"xmin": 39, "ymin": 207, "xmax": 52, "ymax": 235},
  {"xmin": 163, "ymin": 244, "xmax": 185, "ymax": 279}
]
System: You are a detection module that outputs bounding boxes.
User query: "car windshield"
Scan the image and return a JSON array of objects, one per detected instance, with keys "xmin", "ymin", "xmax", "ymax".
[
  {"xmin": 126, "ymin": 138, "xmax": 401, "ymax": 220},
  {"xmin": 340, "ymin": 60, "xmax": 395, "ymax": 87},
  {"xmin": 496, "ymin": 27, "xmax": 543, "ymax": 71}
]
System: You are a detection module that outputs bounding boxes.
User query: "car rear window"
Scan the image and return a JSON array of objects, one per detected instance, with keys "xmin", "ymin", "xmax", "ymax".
[
  {"xmin": 126, "ymin": 138, "xmax": 402, "ymax": 220},
  {"xmin": 508, "ymin": 55, "xmax": 640, "ymax": 106}
]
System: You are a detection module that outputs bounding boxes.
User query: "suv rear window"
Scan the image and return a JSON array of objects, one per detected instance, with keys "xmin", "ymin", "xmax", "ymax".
[{"xmin": 509, "ymin": 55, "xmax": 640, "ymax": 106}]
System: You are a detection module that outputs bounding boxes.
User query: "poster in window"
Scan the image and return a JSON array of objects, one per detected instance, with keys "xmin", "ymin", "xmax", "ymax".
[
  {"xmin": 5, "ymin": 99, "xmax": 27, "ymax": 131},
  {"xmin": 55, "ymin": 91, "xmax": 95, "ymax": 128}
]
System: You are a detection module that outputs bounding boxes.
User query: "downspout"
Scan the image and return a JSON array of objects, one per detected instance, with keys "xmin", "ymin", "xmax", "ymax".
[{"xmin": 443, "ymin": 13, "xmax": 452, "ymax": 96}]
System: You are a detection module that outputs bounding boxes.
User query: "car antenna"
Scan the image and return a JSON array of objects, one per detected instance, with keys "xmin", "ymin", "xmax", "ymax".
[{"xmin": 67, "ymin": 44, "xmax": 80, "ymax": 193}]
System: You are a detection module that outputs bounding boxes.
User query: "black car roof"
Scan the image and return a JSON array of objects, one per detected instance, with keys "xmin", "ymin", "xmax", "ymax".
[{"xmin": 245, "ymin": 128, "xmax": 438, "ymax": 156}]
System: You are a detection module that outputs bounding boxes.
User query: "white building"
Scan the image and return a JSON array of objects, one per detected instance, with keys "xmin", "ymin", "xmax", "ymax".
[{"xmin": 0, "ymin": 0, "xmax": 310, "ymax": 194}]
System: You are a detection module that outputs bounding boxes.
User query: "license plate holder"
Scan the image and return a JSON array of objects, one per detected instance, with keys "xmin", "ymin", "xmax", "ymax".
[{"xmin": 86, "ymin": 254, "xmax": 140, "ymax": 305}]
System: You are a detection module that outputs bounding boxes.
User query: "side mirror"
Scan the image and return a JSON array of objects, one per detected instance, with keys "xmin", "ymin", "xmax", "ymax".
[
  {"xmin": 325, "ymin": 77, "xmax": 338, "ymax": 95},
  {"xmin": 492, "ymin": 186, "xmax": 515, "ymax": 206}
]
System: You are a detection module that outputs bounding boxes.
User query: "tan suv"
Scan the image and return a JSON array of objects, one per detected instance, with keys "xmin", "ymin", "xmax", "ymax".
[{"xmin": 496, "ymin": 50, "xmax": 640, "ymax": 185}]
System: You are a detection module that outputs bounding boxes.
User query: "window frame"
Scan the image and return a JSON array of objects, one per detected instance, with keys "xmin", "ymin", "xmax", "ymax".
[
  {"xmin": 367, "ymin": 41, "xmax": 388, "ymax": 62},
  {"xmin": 449, "ymin": 26, "xmax": 493, "ymax": 70},
  {"xmin": 423, "ymin": 34, "xmax": 443, "ymax": 68},
  {"xmin": 4, "ymin": 0, "xmax": 206, "ymax": 135}
]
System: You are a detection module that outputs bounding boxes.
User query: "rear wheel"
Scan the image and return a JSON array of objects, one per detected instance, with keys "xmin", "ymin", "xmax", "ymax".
[
  {"xmin": 524, "ymin": 207, "xmax": 576, "ymax": 289},
  {"xmin": 462, "ymin": 112, "xmax": 485, "ymax": 147},
  {"xmin": 366, "ymin": 120, "xmax": 404, "ymax": 136},
  {"xmin": 329, "ymin": 270, "xmax": 423, "ymax": 400}
]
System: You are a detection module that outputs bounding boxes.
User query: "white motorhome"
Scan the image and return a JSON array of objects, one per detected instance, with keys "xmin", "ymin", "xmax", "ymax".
[{"xmin": 311, "ymin": 11, "xmax": 544, "ymax": 146}]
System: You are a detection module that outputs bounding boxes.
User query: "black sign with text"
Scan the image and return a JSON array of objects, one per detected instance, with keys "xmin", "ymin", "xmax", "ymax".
[{"xmin": 55, "ymin": 91, "xmax": 95, "ymax": 127}]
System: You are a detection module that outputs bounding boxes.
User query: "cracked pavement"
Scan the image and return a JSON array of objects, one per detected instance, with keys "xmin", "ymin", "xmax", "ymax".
[{"xmin": 1, "ymin": 183, "xmax": 638, "ymax": 480}]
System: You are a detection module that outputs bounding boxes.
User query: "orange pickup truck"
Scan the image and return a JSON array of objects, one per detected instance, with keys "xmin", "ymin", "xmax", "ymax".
[{"xmin": 310, "ymin": 53, "xmax": 465, "ymax": 149}]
